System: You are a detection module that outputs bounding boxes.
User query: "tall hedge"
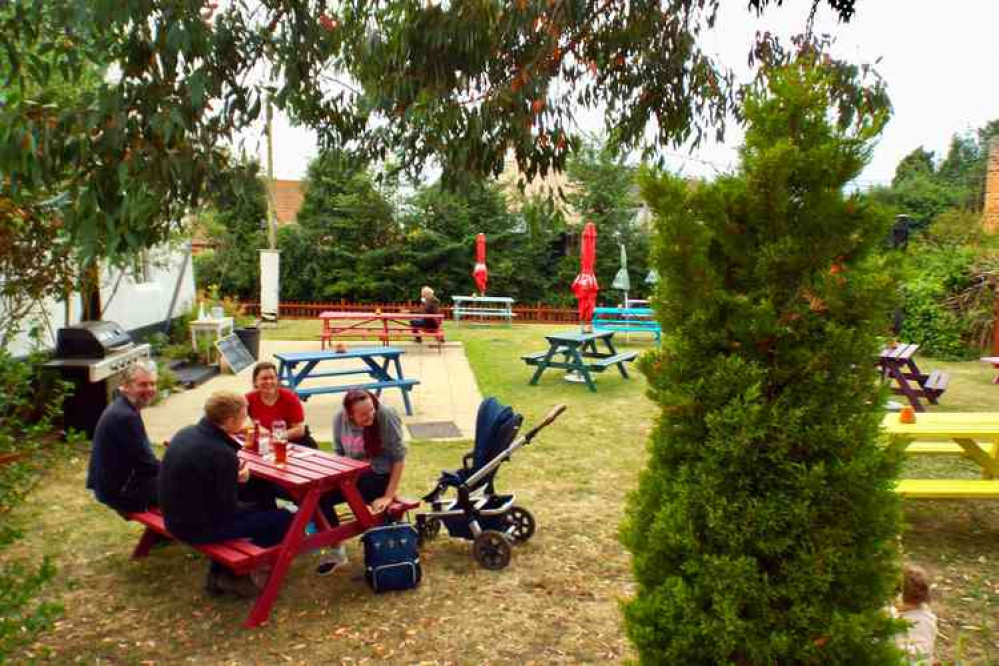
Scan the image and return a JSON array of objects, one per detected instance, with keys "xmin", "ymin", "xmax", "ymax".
[{"xmin": 621, "ymin": 55, "xmax": 905, "ymax": 664}]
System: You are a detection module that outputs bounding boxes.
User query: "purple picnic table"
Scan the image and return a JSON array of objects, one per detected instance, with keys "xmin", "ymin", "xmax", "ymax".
[{"xmin": 877, "ymin": 343, "xmax": 949, "ymax": 412}]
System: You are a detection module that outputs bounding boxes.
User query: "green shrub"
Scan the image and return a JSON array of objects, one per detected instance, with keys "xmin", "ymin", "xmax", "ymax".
[
  {"xmin": 621, "ymin": 56, "xmax": 904, "ymax": 664},
  {"xmin": 155, "ymin": 362, "xmax": 179, "ymax": 395},
  {"xmin": 898, "ymin": 246, "xmax": 976, "ymax": 359},
  {"xmin": 0, "ymin": 344, "xmax": 73, "ymax": 660}
]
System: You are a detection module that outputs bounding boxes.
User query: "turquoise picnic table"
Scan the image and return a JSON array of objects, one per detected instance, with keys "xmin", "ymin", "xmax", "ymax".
[
  {"xmin": 274, "ymin": 347, "xmax": 419, "ymax": 415},
  {"xmin": 522, "ymin": 330, "xmax": 637, "ymax": 392}
]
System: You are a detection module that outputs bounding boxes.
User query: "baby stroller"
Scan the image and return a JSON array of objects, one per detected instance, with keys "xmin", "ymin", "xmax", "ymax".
[{"xmin": 416, "ymin": 398, "xmax": 566, "ymax": 569}]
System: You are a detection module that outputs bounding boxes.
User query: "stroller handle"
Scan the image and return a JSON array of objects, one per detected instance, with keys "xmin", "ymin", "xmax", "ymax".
[{"xmin": 523, "ymin": 404, "xmax": 568, "ymax": 443}]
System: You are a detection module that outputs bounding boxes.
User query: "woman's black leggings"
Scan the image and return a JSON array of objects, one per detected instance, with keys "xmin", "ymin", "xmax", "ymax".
[{"xmin": 319, "ymin": 471, "xmax": 390, "ymax": 526}]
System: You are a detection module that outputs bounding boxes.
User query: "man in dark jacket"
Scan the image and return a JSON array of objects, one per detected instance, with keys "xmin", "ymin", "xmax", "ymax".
[
  {"xmin": 159, "ymin": 391, "xmax": 292, "ymax": 597},
  {"xmin": 86, "ymin": 361, "xmax": 160, "ymax": 513},
  {"xmin": 410, "ymin": 285, "xmax": 441, "ymax": 341}
]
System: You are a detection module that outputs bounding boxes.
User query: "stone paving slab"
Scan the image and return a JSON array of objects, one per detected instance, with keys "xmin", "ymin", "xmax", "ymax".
[{"xmin": 143, "ymin": 340, "xmax": 482, "ymax": 444}]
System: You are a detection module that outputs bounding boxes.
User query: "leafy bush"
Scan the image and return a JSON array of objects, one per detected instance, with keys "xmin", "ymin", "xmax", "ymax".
[
  {"xmin": 0, "ymin": 345, "xmax": 73, "ymax": 660},
  {"xmin": 899, "ymin": 246, "xmax": 976, "ymax": 359},
  {"xmin": 621, "ymin": 56, "xmax": 904, "ymax": 664},
  {"xmin": 155, "ymin": 362, "xmax": 179, "ymax": 395}
]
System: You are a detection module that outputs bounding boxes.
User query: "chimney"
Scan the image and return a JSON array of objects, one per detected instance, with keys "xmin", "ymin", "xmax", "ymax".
[{"xmin": 985, "ymin": 137, "xmax": 999, "ymax": 234}]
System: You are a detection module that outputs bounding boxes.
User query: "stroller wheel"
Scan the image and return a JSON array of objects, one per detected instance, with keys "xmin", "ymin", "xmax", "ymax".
[
  {"xmin": 473, "ymin": 530, "xmax": 512, "ymax": 570},
  {"xmin": 504, "ymin": 506, "xmax": 535, "ymax": 543},
  {"xmin": 417, "ymin": 517, "xmax": 442, "ymax": 544}
]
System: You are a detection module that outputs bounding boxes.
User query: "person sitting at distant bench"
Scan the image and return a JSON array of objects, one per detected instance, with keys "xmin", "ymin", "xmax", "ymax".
[
  {"xmin": 159, "ymin": 391, "xmax": 294, "ymax": 597},
  {"xmin": 86, "ymin": 361, "xmax": 161, "ymax": 514},
  {"xmin": 410, "ymin": 286, "xmax": 441, "ymax": 341}
]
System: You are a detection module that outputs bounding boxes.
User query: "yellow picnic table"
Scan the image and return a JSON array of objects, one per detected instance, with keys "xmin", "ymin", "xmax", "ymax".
[{"xmin": 882, "ymin": 412, "xmax": 999, "ymax": 499}]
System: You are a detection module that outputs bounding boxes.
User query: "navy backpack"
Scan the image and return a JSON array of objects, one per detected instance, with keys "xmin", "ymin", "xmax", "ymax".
[{"xmin": 361, "ymin": 522, "xmax": 422, "ymax": 593}]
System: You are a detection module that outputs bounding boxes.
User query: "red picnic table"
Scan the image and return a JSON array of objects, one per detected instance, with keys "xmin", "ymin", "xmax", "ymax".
[
  {"xmin": 319, "ymin": 310, "xmax": 445, "ymax": 349},
  {"xmin": 130, "ymin": 443, "xmax": 416, "ymax": 628}
]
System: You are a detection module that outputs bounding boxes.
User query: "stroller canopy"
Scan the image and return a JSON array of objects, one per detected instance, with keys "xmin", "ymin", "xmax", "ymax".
[{"xmin": 471, "ymin": 397, "xmax": 521, "ymax": 474}]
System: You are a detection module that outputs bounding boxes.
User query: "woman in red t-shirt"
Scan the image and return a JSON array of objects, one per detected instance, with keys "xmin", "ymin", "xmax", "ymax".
[{"xmin": 245, "ymin": 362, "xmax": 315, "ymax": 447}]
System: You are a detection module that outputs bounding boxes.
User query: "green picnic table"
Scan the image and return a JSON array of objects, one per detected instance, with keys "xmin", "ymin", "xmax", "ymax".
[{"xmin": 522, "ymin": 330, "xmax": 637, "ymax": 392}]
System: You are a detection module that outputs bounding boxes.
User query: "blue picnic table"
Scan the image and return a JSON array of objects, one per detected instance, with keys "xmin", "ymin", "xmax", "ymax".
[
  {"xmin": 273, "ymin": 347, "xmax": 419, "ymax": 416},
  {"xmin": 592, "ymin": 306, "xmax": 661, "ymax": 342},
  {"xmin": 521, "ymin": 330, "xmax": 637, "ymax": 392}
]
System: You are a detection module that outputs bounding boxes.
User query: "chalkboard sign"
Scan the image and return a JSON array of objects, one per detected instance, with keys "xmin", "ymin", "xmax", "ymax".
[{"xmin": 215, "ymin": 333, "xmax": 255, "ymax": 374}]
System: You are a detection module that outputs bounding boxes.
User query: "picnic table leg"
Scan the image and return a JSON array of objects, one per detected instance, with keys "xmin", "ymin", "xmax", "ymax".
[
  {"xmin": 244, "ymin": 490, "xmax": 320, "ymax": 629},
  {"xmin": 600, "ymin": 336, "xmax": 631, "ymax": 379},
  {"xmin": 953, "ymin": 437, "xmax": 999, "ymax": 480},
  {"xmin": 887, "ymin": 363, "xmax": 926, "ymax": 412},
  {"xmin": 132, "ymin": 527, "xmax": 165, "ymax": 559},
  {"xmin": 391, "ymin": 356, "xmax": 415, "ymax": 416},
  {"xmin": 904, "ymin": 359, "xmax": 938, "ymax": 403},
  {"xmin": 528, "ymin": 345, "xmax": 559, "ymax": 386},
  {"xmin": 569, "ymin": 347, "xmax": 597, "ymax": 392},
  {"xmin": 987, "ymin": 439, "xmax": 999, "ymax": 479}
]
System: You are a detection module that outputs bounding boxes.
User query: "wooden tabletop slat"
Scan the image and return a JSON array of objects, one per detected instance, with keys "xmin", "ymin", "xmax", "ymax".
[{"xmin": 239, "ymin": 447, "xmax": 370, "ymax": 488}]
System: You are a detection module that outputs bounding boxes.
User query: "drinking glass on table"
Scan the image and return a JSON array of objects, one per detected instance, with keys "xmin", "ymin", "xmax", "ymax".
[{"xmin": 271, "ymin": 419, "xmax": 288, "ymax": 464}]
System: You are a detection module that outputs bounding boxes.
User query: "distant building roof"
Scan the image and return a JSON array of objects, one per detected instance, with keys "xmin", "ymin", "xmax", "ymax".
[
  {"xmin": 267, "ymin": 179, "xmax": 306, "ymax": 225},
  {"xmin": 496, "ymin": 152, "xmax": 581, "ymax": 226}
]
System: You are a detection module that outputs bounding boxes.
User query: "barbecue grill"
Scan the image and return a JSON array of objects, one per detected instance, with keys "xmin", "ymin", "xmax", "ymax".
[{"xmin": 44, "ymin": 321, "xmax": 151, "ymax": 437}]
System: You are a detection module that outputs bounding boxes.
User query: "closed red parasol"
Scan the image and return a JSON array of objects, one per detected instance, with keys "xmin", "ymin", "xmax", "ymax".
[
  {"xmin": 472, "ymin": 233, "xmax": 488, "ymax": 294},
  {"xmin": 571, "ymin": 222, "xmax": 599, "ymax": 328}
]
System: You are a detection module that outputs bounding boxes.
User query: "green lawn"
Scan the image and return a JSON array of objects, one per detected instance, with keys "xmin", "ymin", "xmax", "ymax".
[{"xmin": 3, "ymin": 322, "xmax": 997, "ymax": 663}]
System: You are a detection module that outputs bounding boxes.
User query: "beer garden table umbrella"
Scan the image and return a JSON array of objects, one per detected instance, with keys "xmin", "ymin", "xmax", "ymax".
[
  {"xmin": 567, "ymin": 222, "xmax": 599, "ymax": 383},
  {"xmin": 572, "ymin": 222, "xmax": 599, "ymax": 331},
  {"xmin": 612, "ymin": 243, "xmax": 631, "ymax": 305},
  {"xmin": 472, "ymin": 232, "xmax": 488, "ymax": 295}
]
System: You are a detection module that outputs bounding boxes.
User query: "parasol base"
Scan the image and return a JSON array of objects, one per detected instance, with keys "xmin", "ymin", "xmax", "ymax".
[{"xmin": 564, "ymin": 370, "xmax": 589, "ymax": 383}]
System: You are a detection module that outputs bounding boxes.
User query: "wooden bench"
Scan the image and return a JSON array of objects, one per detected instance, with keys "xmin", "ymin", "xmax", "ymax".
[
  {"xmin": 451, "ymin": 296, "xmax": 515, "ymax": 325},
  {"xmin": 294, "ymin": 378, "xmax": 420, "ymax": 400},
  {"xmin": 126, "ymin": 507, "xmax": 277, "ymax": 575},
  {"xmin": 126, "ymin": 498, "xmax": 421, "ymax": 573},
  {"xmin": 902, "ymin": 441, "xmax": 971, "ymax": 456},
  {"xmin": 320, "ymin": 325, "xmax": 445, "ymax": 348},
  {"xmin": 592, "ymin": 307, "xmax": 661, "ymax": 343},
  {"xmin": 319, "ymin": 311, "xmax": 445, "ymax": 351},
  {"xmin": 895, "ymin": 478, "xmax": 999, "ymax": 499},
  {"xmin": 521, "ymin": 350, "xmax": 638, "ymax": 372}
]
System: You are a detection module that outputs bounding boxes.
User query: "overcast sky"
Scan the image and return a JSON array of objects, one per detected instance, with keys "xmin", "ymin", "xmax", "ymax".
[{"xmin": 244, "ymin": 1, "xmax": 999, "ymax": 188}]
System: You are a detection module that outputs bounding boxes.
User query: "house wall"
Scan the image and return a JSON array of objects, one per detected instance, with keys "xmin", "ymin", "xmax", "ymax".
[{"xmin": 3, "ymin": 242, "xmax": 196, "ymax": 357}]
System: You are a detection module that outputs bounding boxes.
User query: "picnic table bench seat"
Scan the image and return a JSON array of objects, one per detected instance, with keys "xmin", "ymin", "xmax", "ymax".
[
  {"xmin": 895, "ymin": 478, "xmax": 999, "ymax": 499},
  {"xmin": 521, "ymin": 349, "xmax": 638, "ymax": 372},
  {"xmin": 294, "ymin": 377, "xmax": 419, "ymax": 400},
  {"xmin": 127, "ymin": 507, "xmax": 277, "ymax": 575},
  {"xmin": 319, "ymin": 326, "xmax": 445, "ymax": 347},
  {"xmin": 126, "ymin": 498, "xmax": 421, "ymax": 574}
]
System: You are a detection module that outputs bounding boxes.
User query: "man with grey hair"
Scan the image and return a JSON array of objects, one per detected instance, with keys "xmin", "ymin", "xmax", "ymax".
[{"xmin": 86, "ymin": 360, "xmax": 161, "ymax": 514}]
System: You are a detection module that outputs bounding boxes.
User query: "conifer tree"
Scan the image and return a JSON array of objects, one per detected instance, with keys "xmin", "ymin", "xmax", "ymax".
[{"xmin": 621, "ymin": 52, "xmax": 904, "ymax": 664}]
